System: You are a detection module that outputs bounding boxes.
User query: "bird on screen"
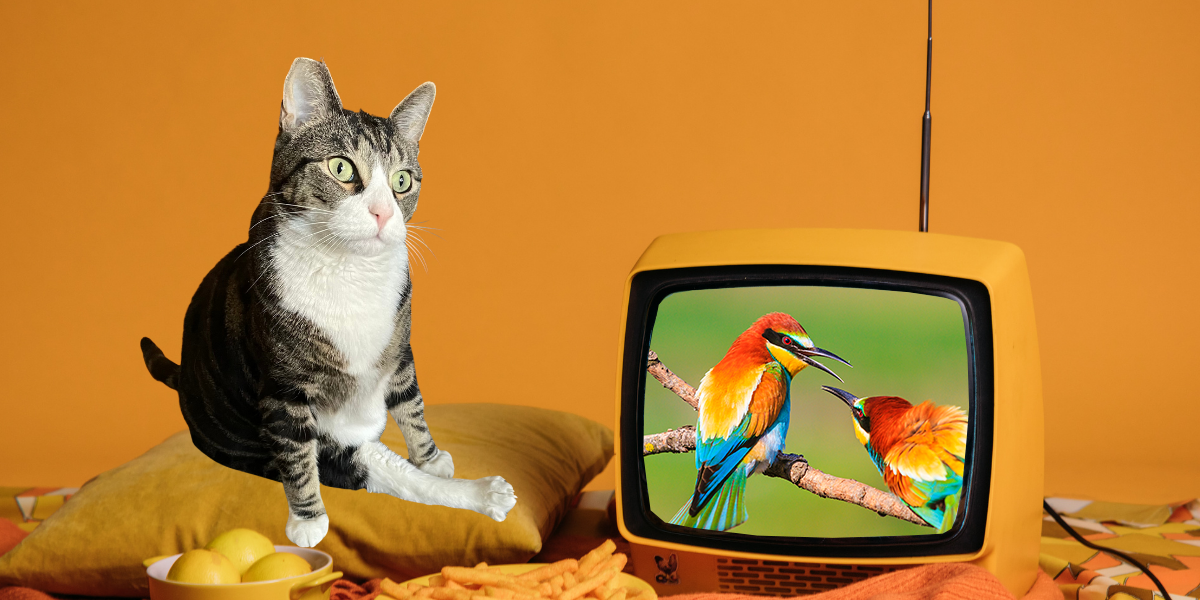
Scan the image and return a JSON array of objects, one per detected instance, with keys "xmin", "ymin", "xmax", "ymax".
[
  {"xmin": 670, "ymin": 312, "xmax": 851, "ymax": 531},
  {"xmin": 821, "ymin": 386, "xmax": 968, "ymax": 533}
]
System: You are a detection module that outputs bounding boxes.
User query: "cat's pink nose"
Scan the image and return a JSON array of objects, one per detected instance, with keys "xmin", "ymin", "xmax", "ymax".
[{"xmin": 369, "ymin": 202, "xmax": 394, "ymax": 232}]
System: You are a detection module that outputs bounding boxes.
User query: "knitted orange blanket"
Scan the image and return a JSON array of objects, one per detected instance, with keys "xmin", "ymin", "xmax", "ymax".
[
  {"xmin": 0, "ymin": 563, "xmax": 1058, "ymax": 600},
  {"xmin": 320, "ymin": 564, "xmax": 1060, "ymax": 600},
  {"xmin": 659, "ymin": 564, "xmax": 1058, "ymax": 600}
]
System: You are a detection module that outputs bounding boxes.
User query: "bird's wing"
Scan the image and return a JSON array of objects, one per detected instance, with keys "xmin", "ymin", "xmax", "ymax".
[
  {"xmin": 696, "ymin": 362, "xmax": 767, "ymax": 442},
  {"xmin": 882, "ymin": 402, "xmax": 968, "ymax": 508},
  {"xmin": 692, "ymin": 363, "xmax": 788, "ymax": 511}
]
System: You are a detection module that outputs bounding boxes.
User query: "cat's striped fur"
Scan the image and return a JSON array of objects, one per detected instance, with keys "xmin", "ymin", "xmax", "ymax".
[{"xmin": 140, "ymin": 58, "xmax": 516, "ymax": 547}]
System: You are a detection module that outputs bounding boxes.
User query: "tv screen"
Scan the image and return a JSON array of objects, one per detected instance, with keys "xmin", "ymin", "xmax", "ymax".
[{"xmin": 621, "ymin": 265, "xmax": 994, "ymax": 557}]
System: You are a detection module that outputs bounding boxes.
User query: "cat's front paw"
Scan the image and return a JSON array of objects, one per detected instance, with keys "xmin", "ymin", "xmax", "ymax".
[
  {"xmin": 472, "ymin": 476, "xmax": 517, "ymax": 522},
  {"xmin": 417, "ymin": 449, "xmax": 455, "ymax": 478},
  {"xmin": 286, "ymin": 512, "xmax": 329, "ymax": 548}
]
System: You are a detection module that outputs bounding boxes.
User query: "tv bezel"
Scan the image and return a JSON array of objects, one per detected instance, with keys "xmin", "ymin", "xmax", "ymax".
[{"xmin": 619, "ymin": 264, "xmax": 994, "ymax": 559}]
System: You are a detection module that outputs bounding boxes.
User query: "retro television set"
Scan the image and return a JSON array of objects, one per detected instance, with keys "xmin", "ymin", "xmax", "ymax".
[
  {"xmin": 612, "ymin": 6, "xmax": 1042, "ymax": 596},
  {"xmin": 612, "ymin": 228, "xmax": 1044, "ymax": 597}
]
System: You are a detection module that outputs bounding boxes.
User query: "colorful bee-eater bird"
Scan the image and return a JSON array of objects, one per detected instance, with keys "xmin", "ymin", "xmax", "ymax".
[
  {"xmin": 670, "ymin": 312, "xmax": 851, "ymax": 531},
  {"xmin": 821, "ymin": 386, "xmax": 968, "ymax": 533}
]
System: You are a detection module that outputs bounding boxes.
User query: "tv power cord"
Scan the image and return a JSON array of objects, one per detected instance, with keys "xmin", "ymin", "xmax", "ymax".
[{"xmin": 1042, "ymin": 500, "xmax": 1172, "ymax": 599}]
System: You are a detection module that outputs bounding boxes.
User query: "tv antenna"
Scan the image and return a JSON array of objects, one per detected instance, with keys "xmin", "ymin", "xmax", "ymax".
[{"xmin": 918, "ymin": 0, "xmax": 932, "ymax": 232}]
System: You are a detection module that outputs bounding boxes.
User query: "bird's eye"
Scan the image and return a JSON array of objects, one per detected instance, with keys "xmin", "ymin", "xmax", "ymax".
[
  {"xmin": 782, "ymin": 337, "xmax": 792, "ymax": 345},
  {"xmin": 390, "ymin": 170, "xmax": 413, "ymax": 193},
  {"xmin": 328, "ymin": 157, "xmax": 355, "ymax": 183}
]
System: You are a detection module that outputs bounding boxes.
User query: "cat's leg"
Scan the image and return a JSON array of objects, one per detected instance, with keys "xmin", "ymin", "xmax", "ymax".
[
  {"xmin": 262, "ymin": 395, "xmax": 329, "ymax": 547},
  {"xmin": 385, "ymin": 358, "xmax": 454, "ymax": 478},
  {"xmin": 357, "ymin": 440, "xmax": 516, "ymax": 521}
]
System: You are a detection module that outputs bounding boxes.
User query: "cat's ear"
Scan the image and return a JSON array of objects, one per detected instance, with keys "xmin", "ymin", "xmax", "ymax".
[
  {"xmin": 280, "ymin": 58, "xmax": 344, "ymax": 132},
  {"xmin": 389, "ymin": 82, "xmax": 436, "ymax": 143}
]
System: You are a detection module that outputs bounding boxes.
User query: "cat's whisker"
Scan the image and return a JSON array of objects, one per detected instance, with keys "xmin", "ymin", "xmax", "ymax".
[
  {"xmin": 249, "ymin": 212, "xmax": 307, "ymax": 231},
  {"xmin": 406, "ymin": 225, "xmax": 444, "ymax": 240},
  {"xmin": 235, "ymin": 231, "xmax": 287, "ymax": 262},
  {"xmin": 259, "ymin": 201, "xmax": 337, "ymax": 215},
  {"xmin": 298, "ymin": 228, "xmax": 337, "ymax": 249},
  {"xmin": 405, "ymin": 238, "xmax": 429, "ymax": 273},
  {"xmin": 408, "ymin": 231, "xmax": 437, "ymax": 258},
  {"xmin": 307, "ymin": 234, "xmax": 340, "ymax": 258},
  {"xmin": 245, "ymin": 266, "xmax": 274, "ymax": 293}
]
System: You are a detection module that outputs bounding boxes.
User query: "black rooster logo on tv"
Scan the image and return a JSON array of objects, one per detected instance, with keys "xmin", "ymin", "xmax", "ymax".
[{"xmin": 654, "ymin": 554, "xmax": 679, "ymax": 584}]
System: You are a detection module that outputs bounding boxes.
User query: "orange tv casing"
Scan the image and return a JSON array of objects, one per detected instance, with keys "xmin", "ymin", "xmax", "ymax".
[{"xmin": 614, "ymin": 229, "xmax": 1044, "ymax": 598}]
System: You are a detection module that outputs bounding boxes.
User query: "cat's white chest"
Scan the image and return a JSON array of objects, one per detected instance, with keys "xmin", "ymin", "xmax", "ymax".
[{"xmin": 269, "ymin": 230, "xmax": 408, "ymax": 375}]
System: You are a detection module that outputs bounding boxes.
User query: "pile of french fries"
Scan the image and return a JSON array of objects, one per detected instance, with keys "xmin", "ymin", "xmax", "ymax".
[{"xmin": 378, "ymin": 540, "xmax": 655, "ymax": 600}]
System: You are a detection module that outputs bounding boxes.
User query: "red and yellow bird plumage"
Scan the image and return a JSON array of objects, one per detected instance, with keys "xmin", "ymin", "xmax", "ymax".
[
  {"xmin": 670, "ymin": 312, "xmax": 849, "ymax": 531},
  {"xmin": 822, "ymin": 386, "xmax": 968, "ymax": 532}
]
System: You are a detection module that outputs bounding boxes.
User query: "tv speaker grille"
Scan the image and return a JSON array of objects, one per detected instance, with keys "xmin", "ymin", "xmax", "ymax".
[{"xmin": 715, "ymin": 558, "xmax": 910, "ymax": 596}]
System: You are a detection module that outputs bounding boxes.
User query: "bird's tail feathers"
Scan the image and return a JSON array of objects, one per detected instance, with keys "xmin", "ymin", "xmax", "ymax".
[
  {"xmin": 937, "ymin": 493, "xmax": 960, "ymax": 534},
  {"xmin": 912, "ymin": 489, "xmax": 962, "ymax": 534},
  {"xmin": 669, "ymin": 469, "xmax": 748, "ymax": 531}
]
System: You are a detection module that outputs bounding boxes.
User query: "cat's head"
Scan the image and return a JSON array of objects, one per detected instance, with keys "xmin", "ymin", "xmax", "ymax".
[{"xmin": 264, "ymin": 58, "xmax": 434, "ymax": 257}]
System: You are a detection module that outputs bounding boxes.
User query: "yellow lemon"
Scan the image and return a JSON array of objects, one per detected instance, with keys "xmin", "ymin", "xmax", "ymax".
[
  {"xmin": 204, "ymin": 528, "xmax": 276, "ymax": 575},
  {"xmin": 166, "ymin": 549, "xmax": 241, "ymax": 584},
  {"xmin": 242, "ymin": 551, "xmax": 312, "ymax": 582}
]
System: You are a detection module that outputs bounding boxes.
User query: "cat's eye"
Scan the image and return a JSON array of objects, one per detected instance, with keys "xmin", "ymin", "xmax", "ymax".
[
  {"xmin": 328, "ymin": 157, "xmax": 356, "ymax": 183},
  {"xmin": 390, "ymin": 170, "xmax": 413, "ymax": 194}
]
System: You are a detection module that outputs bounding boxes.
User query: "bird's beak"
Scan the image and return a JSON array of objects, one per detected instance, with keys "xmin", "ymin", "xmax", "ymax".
[
  {"xmin": 794, "ymin": 346, "xmax": 852, "ymax": 383},
  {"xmin": 821, "ymin": 385, "xmax": 860, "ymax": 408}
]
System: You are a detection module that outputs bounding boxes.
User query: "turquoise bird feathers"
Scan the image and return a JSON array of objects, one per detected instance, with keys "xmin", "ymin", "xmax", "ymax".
[{"xmin": 669, "ymin": 313, "xmax": 850, "ymax": 532}]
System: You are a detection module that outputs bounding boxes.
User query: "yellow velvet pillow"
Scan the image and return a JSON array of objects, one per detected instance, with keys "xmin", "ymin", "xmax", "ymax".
[{"xmin": 0, "ymin": 404, "xmax": 612, "ymax": 598}]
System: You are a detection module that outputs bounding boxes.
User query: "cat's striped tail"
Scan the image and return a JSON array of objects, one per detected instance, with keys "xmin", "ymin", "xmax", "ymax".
[{"xmin": 140, "ymin": 337, "xmax": 180, "ymax": 391}]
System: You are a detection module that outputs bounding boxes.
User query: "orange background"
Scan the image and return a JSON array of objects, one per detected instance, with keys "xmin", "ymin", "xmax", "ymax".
[{"xmin": 1, "ymin": 2, "xmax": 1196, "ymax": 503}]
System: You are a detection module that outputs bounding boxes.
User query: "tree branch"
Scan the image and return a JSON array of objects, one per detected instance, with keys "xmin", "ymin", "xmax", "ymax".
[
  {"xmin": 643, "ymin": 351, "xmax": 930, "ymax": 528},
  {"xmin": 766, "ymin": 453, "xmax": 929, "ymax": 527},
  {"xmin": 643, "ymin": 425, "xmax": 697, "ymax": 455},
  {"xmin": 647, "ymin": 351, "xmax": 698, "ymax": 410}
]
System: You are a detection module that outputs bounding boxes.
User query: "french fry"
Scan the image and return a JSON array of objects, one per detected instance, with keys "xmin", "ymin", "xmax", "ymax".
[
  {"xmin": 591, "ymin": 554, "xmax": 627, "ymax": 579},
  {"xmin": 483, "ymin": 586, "xmax": 514, "ymax": 599},
  {"xmin": 559, "ymin": 569, "xmax": 617, "ymax": 600},
  {"xmin": 548, "ymin": 575, "xmax": 564, "ymax": 596},
  {"xmin": 431, "ymin": 588, "xmax": 473, "ymax": 600},
  {"xmin": 380, "ymin": 578, "xmax": 411, "ymax": 599},
  {"xmin": 412, "ymin": 539, "xmax": 640, "ymax": 600},
  {"xmin": 442, "ymin": 567, "xmax": 540, "ymax": 591},
  {"xmin": 517, "ymin": 558, "xmax": 579, "ymax": 582},
  {"xmin": 576, "ymin": 540, "xmax": 616, "ymax": 578}
]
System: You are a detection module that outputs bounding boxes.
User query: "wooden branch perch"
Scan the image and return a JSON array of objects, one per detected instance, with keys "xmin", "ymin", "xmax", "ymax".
[
  {"xmin": 642, "ymin": 425, "xmax": 697, "ymax": 455},
  {"xmin": 647, "ymin": 351, "xmax": 698, "ymax": 410},
  {"xmin": 644, "ymin": 351, "xmax": 930, "ymax": 528}
]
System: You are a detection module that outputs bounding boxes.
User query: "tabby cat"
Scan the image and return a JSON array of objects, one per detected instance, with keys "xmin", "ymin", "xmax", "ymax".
[{"xmin": 140, "ymin": 58, "xmax": 516, "ymax": 548}]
